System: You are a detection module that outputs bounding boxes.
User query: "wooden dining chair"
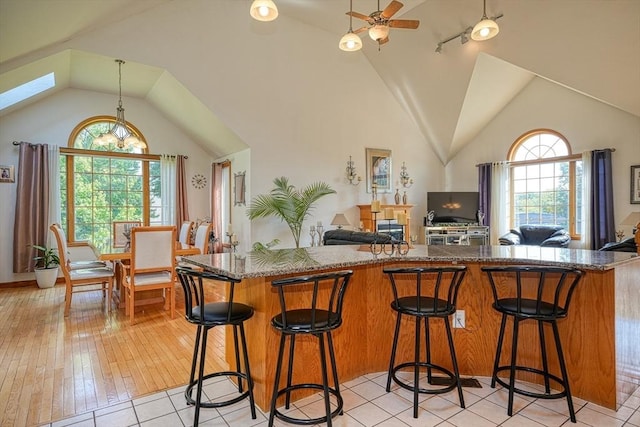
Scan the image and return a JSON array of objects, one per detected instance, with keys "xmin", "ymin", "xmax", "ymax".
[
  {"xmin": 50, "ymin": 223, "xmax": 107, "ymax": 270},
  {"xmin": 50, "ymin": 224, "xmax": 114, "ymax": 317},
  {"xmin": 121, "ymin": 226, "xmax": 177, "ymax": 324},
  {"xmin": 193, "ymin": 223, "xmax": 212, "ymax": 254},
  {"xmin": 179, "ymin": 221, "xmax": 195, "ymax": 246}
]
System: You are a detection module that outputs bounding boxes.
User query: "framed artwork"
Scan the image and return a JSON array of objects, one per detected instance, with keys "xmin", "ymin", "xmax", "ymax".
[
  {"xmin": 234, "ymin": 171, "xmax": 246, "ymax": 206},
  {"xmin": 0, "ymin": 165, "xmax": 15, "ymax": 183},
  {"xmin": 631, "ymin": 165, "xmax": 640, "ymax": 204},
  {"xmin": 366, "ymin": 148, "xmax": 392, "ymax": 193},
  {"xmin": 112, "ymin": 221, "xmax": 142, "ymax": 248}
]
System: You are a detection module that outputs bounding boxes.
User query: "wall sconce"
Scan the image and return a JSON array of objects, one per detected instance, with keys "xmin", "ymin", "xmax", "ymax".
[
  {"xmin": 399, "ymin": 162, "xmax": 413, "ymax": 188},
  {"xmin": 346, "ymin": 155, "xmax": 362, "ymax": 185}
]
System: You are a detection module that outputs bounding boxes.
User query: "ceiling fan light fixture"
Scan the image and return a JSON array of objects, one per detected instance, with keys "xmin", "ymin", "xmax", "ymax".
[
  {"xmin": 369, "ymin": 24, "xmax": 389, "ymax": 41},
  {"xmin": 339, "ymin": 31, "xmax": 362, "ymax": 51},
  {"xmin": 471, "ymin": 0, "xmax": 499, "ymax": 41},
  {"xmin": 250, "ymin": 0, "xmax": 278, "ymax": 22}
]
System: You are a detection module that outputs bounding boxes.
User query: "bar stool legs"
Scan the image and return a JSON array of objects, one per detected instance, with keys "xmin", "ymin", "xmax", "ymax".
[
  {"xmin": 483, "ymin": 265, "xmax": 583, "ymax": 424},
  {"xmin": 186, "ymin": 322, "xmax": 256, "ymax": 426},
  {"xmin": 268, "ymin": 331, "xmax": 344, "ymax": 427}
]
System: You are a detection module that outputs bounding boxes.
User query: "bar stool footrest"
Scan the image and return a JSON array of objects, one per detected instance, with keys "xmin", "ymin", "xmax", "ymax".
[
  {"xmin": 390, "ymin": 362, "xmax": 458, "ymax": 395},
  {"xmin": 272, "ymin": 383, "xmax": 343, "ymax": 425},
  {"xmin": 493, "ymin": 365, "xmax": 568, "ymax": 400},
  {"xmin": 185, "ymin": 371, "xmax": 252, "ymax": 409}
]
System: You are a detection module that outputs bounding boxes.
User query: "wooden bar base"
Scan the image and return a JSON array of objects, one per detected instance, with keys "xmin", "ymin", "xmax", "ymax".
[{"xmin": 228, "ymin": 259, "xmax": 637, "ymax": 412}]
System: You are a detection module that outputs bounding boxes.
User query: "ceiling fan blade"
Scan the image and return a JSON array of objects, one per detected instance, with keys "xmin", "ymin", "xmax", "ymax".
[
  {"xmin": 346, "ymin": 11, "xmax": 372, "ymax": 21},
  {"xmin": 388, "ymin": 19, "xmax": 420, "ymax": 29},
  {"xmin": 353, "ymin": 26, "xmax": 368, "ymax": 34},
  {"xmin": 381, "ymin": 0, "xmax": 403, "ymax": 19}
]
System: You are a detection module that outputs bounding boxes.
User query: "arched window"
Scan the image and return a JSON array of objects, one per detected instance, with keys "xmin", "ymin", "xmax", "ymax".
[
  {"xmin": 508, "ymin": 129, "xmax": 582, "ymax": 238},
  {"xmin": 61, "ymin": 117, "xmax": 162, "ymax": 253}
]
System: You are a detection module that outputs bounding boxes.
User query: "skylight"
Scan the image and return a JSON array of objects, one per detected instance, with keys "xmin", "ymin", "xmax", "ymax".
[{"xmin": 0, "ymin": 72, "xmax": 55, "ymax": 110}]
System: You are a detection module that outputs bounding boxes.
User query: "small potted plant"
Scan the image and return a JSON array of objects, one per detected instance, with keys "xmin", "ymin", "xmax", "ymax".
[{"xmin": 32, "ymin": 244, "xmax": 60, "ymax": 288}]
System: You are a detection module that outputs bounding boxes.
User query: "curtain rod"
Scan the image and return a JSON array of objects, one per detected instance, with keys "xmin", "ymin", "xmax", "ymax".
[
  {"xmin": 14, "ymin": 141, "xmax": 188, "ymax": 159},
  {"xmin": 475, "ymin": 148, "xmax": 616, "ymax": 167}
]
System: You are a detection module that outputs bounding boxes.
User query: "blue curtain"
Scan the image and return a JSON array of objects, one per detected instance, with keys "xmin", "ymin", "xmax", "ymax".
[
  {"xmin": 589, "ymin": 149, "xmax": 615, "ymax": 249},
  {"xmin": 478, "ymin": 163, "xmax": 491, "ymax": 228}
]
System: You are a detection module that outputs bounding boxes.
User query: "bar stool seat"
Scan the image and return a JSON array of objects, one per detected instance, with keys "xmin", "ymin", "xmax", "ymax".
[
  {"xmin": 268, "ymin": 270, "xmax": 353, "ymax": 427},
  {"xmin": 482, "ymin": 265, "xmax": 583, "ymax": 423},
  {"xmin": 383, "ymin": 266, "xmax": 467, "ymax": 418},
  {"xmin": 176, "ymin": 267, "xmax": 256, "ymax": 427}
]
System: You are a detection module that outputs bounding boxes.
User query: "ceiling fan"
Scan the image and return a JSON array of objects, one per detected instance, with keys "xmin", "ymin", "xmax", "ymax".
[{"xmin": 347, "ymin": 0, "xmax": 420, "ymax": 46}]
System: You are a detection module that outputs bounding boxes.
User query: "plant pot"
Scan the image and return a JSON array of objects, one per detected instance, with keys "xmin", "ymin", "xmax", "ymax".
[{"xmin": 35, "ymin": 267, "xmax": 59, "ymax": 289}]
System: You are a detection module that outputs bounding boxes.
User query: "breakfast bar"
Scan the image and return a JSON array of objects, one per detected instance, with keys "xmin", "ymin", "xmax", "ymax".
[{"xmin": 182, "ymin": 245, "xmax": 640, "ymax": 412}]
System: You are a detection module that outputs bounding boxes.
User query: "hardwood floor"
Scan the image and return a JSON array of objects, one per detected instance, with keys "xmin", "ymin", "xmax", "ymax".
[{"xmin": 0, "ymin": 281, "xmax": 228, "ymax": 427}]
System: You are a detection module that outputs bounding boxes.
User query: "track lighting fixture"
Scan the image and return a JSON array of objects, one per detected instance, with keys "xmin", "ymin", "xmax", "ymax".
[
  {"xmin": 435, "ymin": 10, "xmax": 503, "ymax": 53},
  {"xmin": 471, "ymin": 0, "xmax": 500, "ymax": 41},
  {"xmin": 250, "ymin": 0, "xmax": 278, "ymax": 22}
]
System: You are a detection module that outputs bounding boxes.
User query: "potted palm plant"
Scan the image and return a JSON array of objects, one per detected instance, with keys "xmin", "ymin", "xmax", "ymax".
[
  {"xmin": 32, "ymin": 244, "xmax": 60, "ymax": 288},
  {"xmin": 247, "ymin": 177, "xmax": 336, "ymax": 248}
]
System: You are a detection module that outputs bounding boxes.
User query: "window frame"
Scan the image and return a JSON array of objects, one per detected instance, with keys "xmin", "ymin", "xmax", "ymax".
[
  {"xmin": 507, "ymin": 129, "xmax": 582, "ymax": 239},
  {"xmin": 63, "ymin": 116, "xmax": 160, "ymax": 245}
]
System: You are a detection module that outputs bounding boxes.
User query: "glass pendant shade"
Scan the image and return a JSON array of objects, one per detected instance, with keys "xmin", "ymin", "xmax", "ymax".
[
  {"xmin": 471, "ymin": 18, "xmax": 499, "ymax": 41},
  {"xmin": 92, "ymin": 59, "xmax": 147, "ymax": 151},
  {"xmin": 250, "ymin": 0, "xmax": 278, "ymax": 22},
  {"xmin": 339, "ymin": 32, "xmax": 362, "ymax": 51},
  {"xmin": 369, "ymin": 24, "xmax": 389, "ymax": 41}
]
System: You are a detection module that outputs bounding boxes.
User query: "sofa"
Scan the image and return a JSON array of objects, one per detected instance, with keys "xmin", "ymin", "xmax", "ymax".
[
  {"xmin": 499, "ymin": 225, "xmax": 571, "ymax": 248},
  {"xmin": 599, "ymin": 236, "xmax": 637, "ymax": 252},
  {"xmin": 323, "ymin": 229, "xmax": 396, "ymax": 245}
]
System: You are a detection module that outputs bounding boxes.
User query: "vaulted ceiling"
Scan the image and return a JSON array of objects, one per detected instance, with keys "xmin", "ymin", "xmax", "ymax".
[{"xmin": 1, "ymin": 0, "xmax": 638, "ymax": 163}]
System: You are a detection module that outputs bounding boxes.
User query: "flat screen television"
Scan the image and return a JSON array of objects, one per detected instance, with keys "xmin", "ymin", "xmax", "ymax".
[{"xmin": 427, "ymin": 192, "xmax": 480, "ymax": 224}]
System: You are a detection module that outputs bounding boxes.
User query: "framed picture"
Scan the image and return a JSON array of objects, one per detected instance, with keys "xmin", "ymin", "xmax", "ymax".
[
  {"xmin": 631, "ymin": 165, "xmax": 640, "ymax": 204},
  {"xmin": 0, "ymin": 165, "xmax": 15, "ymax": 183},
  {"xmin": 112, "ymin": 221, "xmax": 142, "ymax": 248},
  {"xmin": 234, "ymin": 171, "xmax": 246, "ymax": 206},
  {"xmin": 366, "ymin": 148, "xmax": 392, "ymax": 193}
]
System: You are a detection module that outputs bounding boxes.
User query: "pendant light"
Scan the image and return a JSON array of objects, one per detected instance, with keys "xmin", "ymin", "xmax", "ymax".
[
  {"xmin": 250, "ymin": 0, "xmax": 278, "ymax": 22},
  {"xmin": 471, "ymin": 0, "xmax": 499, "ymax": 41},
  {"xmin": 93, "ymin": 60, "xmax": 146, "ymax": 150},
  {"xmin": 339, "ymin": 0, "xmax": 362, "ymax": 51}
]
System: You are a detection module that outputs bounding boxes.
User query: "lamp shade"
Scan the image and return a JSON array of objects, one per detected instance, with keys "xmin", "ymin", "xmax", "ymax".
[
  {"xmin": 339, "ymin": 32, "xmax": 362, "ymax": 52},
  {"xmin": 250, "ymin": 0, "xmax": 278, "ymax": 22},
  {"xmin": 471, "ymin": 18, "xmax": 499, "ymax": 41},
  {"xmin": 369, "ymin": 24, "xmax": 389, "ymax": 41},
  {"xmin": 620, "ymin": 212, "xmax": 640, "ymax": 226},
  {"xmin": 331, "ymin": 213, "xmax": 351, "ymax": 229}
]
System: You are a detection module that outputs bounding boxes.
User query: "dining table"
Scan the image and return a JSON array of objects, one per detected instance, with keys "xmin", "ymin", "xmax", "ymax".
[{"xmin": 99, "ymin": 242, "xmax": 201, "ymax": 308}]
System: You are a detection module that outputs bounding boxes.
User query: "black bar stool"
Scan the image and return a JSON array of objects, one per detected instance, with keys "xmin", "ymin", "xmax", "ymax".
[
  {"xmin": 481, "ymin": 265, "xmax": 583, "ymax": 423},
  {"xmin": 383, "ymin": 266, "xmax": 467, "ymax": 418},
  {"xmin": 176, "ymin": 267, "xmax": 257, "ymax": 427},
  {"xmin": 268, "ymin": 270, "xmax": 353, "ymax": 427}
]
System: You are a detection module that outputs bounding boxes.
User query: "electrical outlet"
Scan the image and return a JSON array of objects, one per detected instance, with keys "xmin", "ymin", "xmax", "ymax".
[{"xmin": 453, "ymin": 310, "xmax": 465, "ymax": 328}]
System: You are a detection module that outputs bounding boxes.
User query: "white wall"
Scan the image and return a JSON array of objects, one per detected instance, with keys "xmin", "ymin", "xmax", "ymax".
[
  {"xmin": 447, "ymin": 76, "xmax": 640, "ymax": 243},
  {"xmin": 0, "ymin": 89, "xmax": 214, "ymax": 283}
]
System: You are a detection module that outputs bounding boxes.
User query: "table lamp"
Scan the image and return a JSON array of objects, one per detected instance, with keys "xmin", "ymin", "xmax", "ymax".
[{"xmin": 331, "ymin": 213, "xmax": 351, "ymax": 229}]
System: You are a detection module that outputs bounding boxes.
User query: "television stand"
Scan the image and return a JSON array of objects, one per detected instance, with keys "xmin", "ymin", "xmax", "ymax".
[{"xmin": 424, "ymin": 224, "xmax": 489, "ymax": 245}]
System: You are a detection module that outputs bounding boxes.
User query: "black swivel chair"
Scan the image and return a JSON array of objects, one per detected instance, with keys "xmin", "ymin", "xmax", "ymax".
[
  {"xmin": 481, "ymin": 265, "xmax": 583, "ymax": 423},
  {"xmin": 268, "ymin": 270, "xmax": 353, "ymax": 427},
  {"xmin": 176, "ymin": 267, "xmax": 257, "ymax": 427},
  {"xmin": 383, "ymin": 266, "xmax": 467, "ymax": 418}
]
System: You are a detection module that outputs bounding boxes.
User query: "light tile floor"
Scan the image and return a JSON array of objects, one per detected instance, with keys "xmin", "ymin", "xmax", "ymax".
[{"xmin": 42, "ymin": 372, "xmax": 640, "ymax": 427}]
